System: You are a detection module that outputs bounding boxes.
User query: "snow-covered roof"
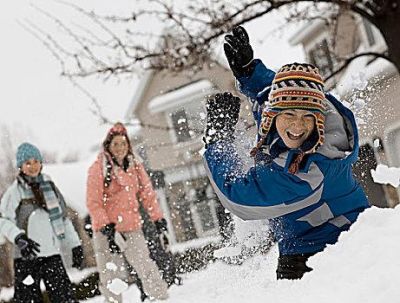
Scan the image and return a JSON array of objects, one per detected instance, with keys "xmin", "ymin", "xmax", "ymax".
[
  {"xmin": 289, "ymin": 19, "xmax": 325, "ymax": 46},
  {"xmin": 44, "ymin": 156, "xmax": 97, "ymax": 217},
  {"xmin": 125, "ymin": 70, "xmax": 154, "ymax": 119},
  {"xmin": 289, "ymin": 7, "xmax": 337, "ymax": 46},
  {"xmin": 125, "ymin": 16, "xmax": 304, "ymax": 121},
  {"xmin": 148, "ymin": 79, "xmax": 217, "ymax": 113}
]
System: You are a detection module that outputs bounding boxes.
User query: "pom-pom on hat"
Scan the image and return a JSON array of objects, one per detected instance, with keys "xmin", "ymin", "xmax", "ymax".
[
  {"xmin": 16, "ymin": 142, "xmax": 43, "ymax": 168},
  {"xmin": 107, "ymin": 122, "xmax": 128, "ymax": 137}
]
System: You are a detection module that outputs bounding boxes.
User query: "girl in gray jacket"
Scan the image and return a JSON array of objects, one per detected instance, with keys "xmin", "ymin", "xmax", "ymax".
[{"xmin": 0, "ymin": 143, "xmax": 82, "ymax": 303}]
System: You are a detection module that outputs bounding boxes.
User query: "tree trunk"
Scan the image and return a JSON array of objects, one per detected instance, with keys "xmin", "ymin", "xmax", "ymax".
[
  {"xmin": 373, "ymin": 0, "xmax": 400, "ymax": 73},
  {"xmin": 0, "ymin": 243, "xmax": 14, "ymax": 287}
]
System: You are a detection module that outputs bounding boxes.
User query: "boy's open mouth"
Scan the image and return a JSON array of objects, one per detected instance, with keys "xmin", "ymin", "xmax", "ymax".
[{"xmin": 286, "ymin": 131, "xmax": 305, "ymax": 140}]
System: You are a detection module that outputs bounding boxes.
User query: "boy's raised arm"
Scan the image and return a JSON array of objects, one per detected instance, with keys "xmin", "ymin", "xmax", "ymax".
[{"xmin": 224, "ymin": 26, "xmax": 275, "ymax": 102}]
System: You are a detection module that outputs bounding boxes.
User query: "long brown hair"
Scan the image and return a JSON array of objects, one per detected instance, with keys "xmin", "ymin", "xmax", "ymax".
[
  {"xmin": 102, "ymin": 122, "xmax": 133, "ymax": 157},
  {"xmin": 102, "ymin": 123, "xmax": 136, "ymax": 185}
]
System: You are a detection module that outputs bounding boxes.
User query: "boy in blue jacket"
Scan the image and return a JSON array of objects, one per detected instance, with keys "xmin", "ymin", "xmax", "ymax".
[{"xmin": 203, "ymin": 27, "xmax": 369, "ymax": 280}]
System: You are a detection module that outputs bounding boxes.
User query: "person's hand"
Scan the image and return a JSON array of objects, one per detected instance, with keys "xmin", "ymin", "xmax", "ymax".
[
  {"xmin": 100, "ymin": 223, "xmax": 121, "ymax": 254},
  {"xmin": 155, "ymin": 218, "xmax": 168, "ymax": 234},
  {"xmin": 100, "ymin": 223, "xmax": 116, "ymax": 238},
  {"xmin": 224, "ymin": 26, "xmax": 255, "ymax": 77},
  {"xmin": 83, "ymin": 215, "xmax": 93, "ymax": 238},
  {"xmin": 72, "ymin": 245, "xmax": 84, "ymax": 269},
  {"xmin": 14, "ymin": 233, "xmax": 41, "ymax": 261},
  {"xmin": 203, "ymin": 92, "xmax": 241, "ymax": 146}
]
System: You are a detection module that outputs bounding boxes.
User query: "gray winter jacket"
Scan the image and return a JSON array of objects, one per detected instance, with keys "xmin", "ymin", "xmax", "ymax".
[{"xmin": 0, "ymin": 174, "xmax": 81, "ymax": 258}]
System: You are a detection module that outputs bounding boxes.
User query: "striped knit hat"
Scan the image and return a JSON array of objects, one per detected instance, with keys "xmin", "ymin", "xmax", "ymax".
[{"xmin": 252, "ymin": 63, "xmax": 327, "ymax": 172}]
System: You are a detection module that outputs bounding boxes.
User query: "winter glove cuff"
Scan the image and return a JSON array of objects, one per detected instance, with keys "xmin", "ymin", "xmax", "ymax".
[{"xmin": 235, "ymin": 59, "xmax": 256, "ymax": 78}]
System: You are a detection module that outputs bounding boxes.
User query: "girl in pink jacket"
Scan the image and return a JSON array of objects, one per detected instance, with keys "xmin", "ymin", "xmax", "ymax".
[{"xmin": 86, "ymin": 122, "xmax": 168, "ymax": 302}]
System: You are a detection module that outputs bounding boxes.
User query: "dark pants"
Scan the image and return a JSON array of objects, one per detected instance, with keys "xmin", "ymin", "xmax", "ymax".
[
  {"xmin": 147, "ymin": 234, "xmax": 180, "ymax": 286},
  {"xmin": 276, "ymin": 253, "xmax": 315, "ymax": 280},
  {"xmin": 14, "ymin": 254, "xmax": 77, "ymax": 303}
]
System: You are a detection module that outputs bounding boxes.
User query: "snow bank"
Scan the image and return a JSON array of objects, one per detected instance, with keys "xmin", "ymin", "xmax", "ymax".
[
  {"xmin": 301, "ymin": 206, "xmax": 400, "ymax": 303},
  {"xmin": 83, "ymin": 205, "xmax": 400, "ymax": 303},
  {"xmin": 172, "ymin": 206, "xmax": 400, "ymax": 303},
  {"xmin": 266, "ymin": 206, "xmax": 398, "ymax": 303}
]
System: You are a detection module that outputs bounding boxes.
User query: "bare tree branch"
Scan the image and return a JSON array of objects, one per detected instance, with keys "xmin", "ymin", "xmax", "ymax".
[
  {"xmin": 64, "ymin": 74, "xmax": 206, "ymax": 134},
  {"xmin": 28, "ymin": 0, "xmax": 399, "ymax": 79},
  {"xmin": 325, "ymin": 51, "xmax": 391, "ymax": 82}
]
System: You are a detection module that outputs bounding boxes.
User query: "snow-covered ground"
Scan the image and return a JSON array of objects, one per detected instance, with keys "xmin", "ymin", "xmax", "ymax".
[
  {"xmin": 1, "ymin": 205, "xmax": 399, "ymax": 302},
  {"xmin": 76, "ymin": 205, "xmax": 400, "ymax": 303}
]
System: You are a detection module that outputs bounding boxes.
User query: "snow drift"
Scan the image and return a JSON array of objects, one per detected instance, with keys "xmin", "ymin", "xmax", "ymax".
[{"xmin": 82, "ymin": 205, "xmax": 400, "ymax": 302}]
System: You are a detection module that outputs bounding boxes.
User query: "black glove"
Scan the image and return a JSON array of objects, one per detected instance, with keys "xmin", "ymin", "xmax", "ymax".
[
  {"xmin": 203, "ymin": 92, "xmax": 241, "ymax": 146},
  {"xmin": 100, "ymin": 223, "xmax": 121, "ymax": 254},
  {"xmin": 15, "ymin": 233, "xmax": 41, "ymax": 261},
  {"xmin": 72, "ymin": 245, "xmax": 84, "ymax": 269},
  {"xmin": 154, "ymin": 218, "xmax": 168, "ymax": 234},
  {"xmin": 224, "ymin": 26, "xmax": 255, "ymax": 77},
  {"xmin": 100, "ymin": 223, "xmax": 116, "ymax": 238}
]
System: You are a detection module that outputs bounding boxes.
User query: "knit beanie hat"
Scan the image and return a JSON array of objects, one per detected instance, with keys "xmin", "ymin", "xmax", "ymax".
[
  {"xmin": 16, "ymin": 142, "xmax": 43, "ymax": 168},
  {"xmin": 251, "ymin": 63, "xmax": 327, "ymax": 173},
  {"xmin": 108, "ymin": 122, "xmax": 128, "ymax": 137}
]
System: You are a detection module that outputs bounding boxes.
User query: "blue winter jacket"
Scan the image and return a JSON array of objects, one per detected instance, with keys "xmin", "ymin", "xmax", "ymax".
[{"xmin": 204, "ymin": 60, "xmax": 370, "ymax": 255}]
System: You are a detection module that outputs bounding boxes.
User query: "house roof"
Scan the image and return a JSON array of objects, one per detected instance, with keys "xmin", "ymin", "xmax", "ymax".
[
  {"xmin": 125, "ymin": 17, "xmax": 304, "ymax": 118},
  {"xmin": 289, "ymin": 19, "xmax": 325, "ymax": 46},
  {"xmin": 148, "ymin": 79, "xmax": 216, "ymax": 113},
  {"xmin": 125, "ymin": 70, "xmax": 154, "ymax": 120}
]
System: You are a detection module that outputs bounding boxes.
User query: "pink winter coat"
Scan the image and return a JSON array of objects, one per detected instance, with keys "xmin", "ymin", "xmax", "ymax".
[{"xmin": 86, "ymin": 152, "xmax": 164, "ymax": 232}]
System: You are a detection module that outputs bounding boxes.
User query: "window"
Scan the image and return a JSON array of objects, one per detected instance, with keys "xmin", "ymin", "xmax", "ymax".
[
  {"xmin": 170, "ymin": 109, "xmax": 191, "ymax": 143},
  {"xmin": 308, "ymin": 39, "xmax": 335, "ymax": 78},
  {"xmin": 188, "ymin": 178, "xmax": 218, "ymax": 234},
  {"xmin": 169, "ymin": 100, "xmax": 206, "ymax": 143}
]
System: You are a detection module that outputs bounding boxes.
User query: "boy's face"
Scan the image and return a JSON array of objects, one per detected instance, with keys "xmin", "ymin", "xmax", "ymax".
[
  {"xmin": 275, "ymin": 109, "xmax": 316, "ymax": 149},
  {"xmin": 21, "ymin": 158, "xmax": 42, "ymax": 177}
]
